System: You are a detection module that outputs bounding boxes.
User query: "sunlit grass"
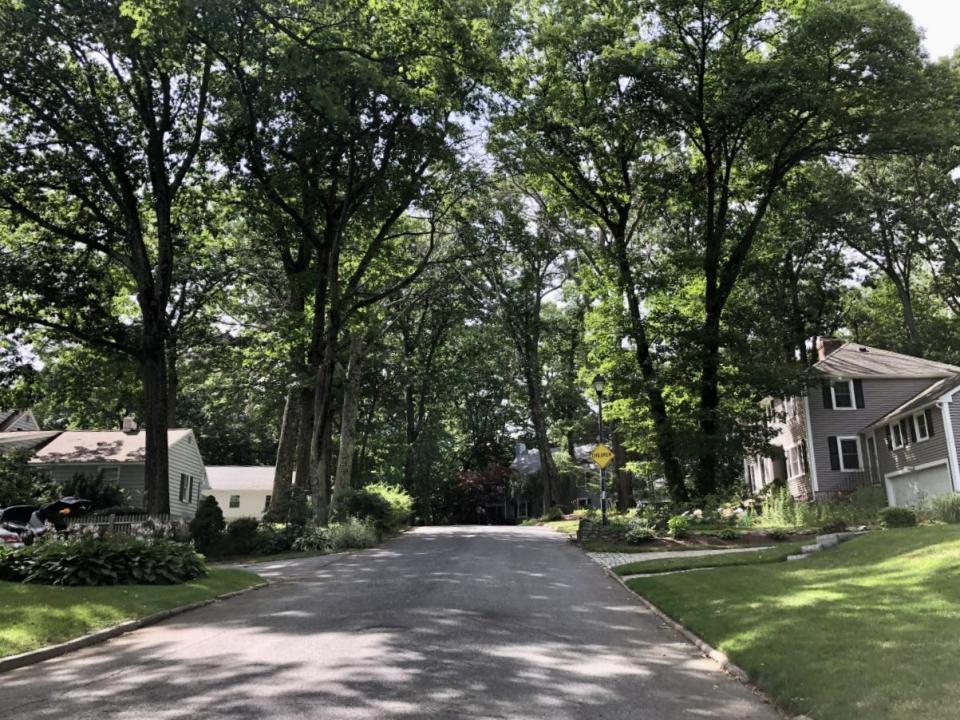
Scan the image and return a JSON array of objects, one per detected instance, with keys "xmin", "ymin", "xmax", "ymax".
[
  {"xmin": 0, "ymin": 568, "xmax": 262, "ymax": 658},
  {"xmin": 628, "ymin": 526, "xmax": 960, "ymax": 720}
]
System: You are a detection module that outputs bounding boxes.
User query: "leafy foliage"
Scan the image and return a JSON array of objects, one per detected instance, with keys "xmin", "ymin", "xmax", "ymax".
[
  {"xmin": 0, "ymin": 450, "xmax": 56, "ymax": 506},
  {"xmin": 60, "ymin": 471, "xmax": 126, "ymax": 511},
  {"xmin": 879, "ymin": 507, "xmax": 918, "ymax": 528},
  {"xmin": 0, "ymin": 537, "xmax": 206, "ymax": 586},
  {"xmin": 189, "ymin": 496, "xmax": 226, "ymax": 555}
]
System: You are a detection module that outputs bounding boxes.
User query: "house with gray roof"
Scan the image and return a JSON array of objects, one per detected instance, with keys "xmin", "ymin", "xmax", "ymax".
[
  {"xmin": 746, "ymin": 338, "xmax": 960, "ymax": 508},
  {"xmin": 0, "ymin": 409, "xmax": 39, "ymax": 432},
  {"xmin": 22, "ymin": 428, "xmax": 207, "ymax": 519}
]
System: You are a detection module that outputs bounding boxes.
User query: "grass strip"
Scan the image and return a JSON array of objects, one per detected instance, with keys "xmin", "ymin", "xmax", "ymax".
[
  {"xmin": 0, "ymin": 568, "xmax": 262, "ymax": 658},
  {"xmin": 613, "ymin": 542, "xmax": 804, "ymax": 575}
]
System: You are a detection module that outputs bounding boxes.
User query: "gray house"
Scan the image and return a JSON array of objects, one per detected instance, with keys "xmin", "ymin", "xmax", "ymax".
[
  {"xmin": 746, "ymin": 339, "xmax": 960, "ymax": 507},
  {"xmin": 26, "ymin": 428, "xmax": 207, "ymax": 520},
  {"xmin": 0, "ymin": 409, "xmax": 40, "ymax": 432}
]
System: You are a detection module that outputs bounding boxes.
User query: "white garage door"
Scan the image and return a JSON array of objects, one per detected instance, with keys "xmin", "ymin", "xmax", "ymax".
[{"xmin": 887, "ymin": 464, "xmax": 954, "ymax": 507}]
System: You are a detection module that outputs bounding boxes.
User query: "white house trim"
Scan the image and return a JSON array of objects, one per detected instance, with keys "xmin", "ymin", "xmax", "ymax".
[
  {"xmin": 939, "ymin": 395, "xmax": 960, "ymax": 493},
  {"xmin": 803, "ymin": 395, "xmax": 819, "ymax": 493},
  {"xmin": 883, "ymin": 459, "xmax": 951, "ymax": 506}
]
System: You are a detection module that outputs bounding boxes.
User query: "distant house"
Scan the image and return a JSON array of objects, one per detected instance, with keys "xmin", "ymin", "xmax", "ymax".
[
  {"xmin": 510, "ymin": 442, "xmax": 604, "ymax": 515},
  {"xmin": 0, "ymin": 409, "xmax": 40, "ymax": 432},
  {"xmin": 204, "ymin": 466, "xmax": 275, "ymax": 519},
  {"xmin": 27, "ymin": 428, "xmax": 207, "ymax": 520},
  {"xmin": 745, "ymin": 339, "xmax": 960, "ymax": 508}
]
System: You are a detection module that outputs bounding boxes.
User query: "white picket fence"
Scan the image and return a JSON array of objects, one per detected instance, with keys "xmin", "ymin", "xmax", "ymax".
[{"xmin": 66, "ymin": 513, "xmax": 173, "ymax": 537}]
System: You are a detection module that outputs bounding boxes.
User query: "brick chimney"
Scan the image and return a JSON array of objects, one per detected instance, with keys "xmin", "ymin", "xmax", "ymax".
[{"xmin": 816, "ymin": 337, "xmax": 843, "ymax": 361}]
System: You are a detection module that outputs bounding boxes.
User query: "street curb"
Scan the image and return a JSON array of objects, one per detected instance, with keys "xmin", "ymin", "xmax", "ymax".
[
  {"xmin": 601, "ymin": 566, "xmax": 808, "ymax": 720},
  {"xmin": 0, "ymin": 580, "xmax": 269, "ymax": 675}
]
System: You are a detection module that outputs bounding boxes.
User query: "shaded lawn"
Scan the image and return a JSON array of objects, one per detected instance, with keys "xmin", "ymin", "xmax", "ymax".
[
  {"xmin": 0, "ymin": 568, "xmax": 262, "ymax": 658},
  {"xmin": 613, "ymin": 543, "xmax": 803, "ymax": 575},
  {"xmin": 628, "ymin": 526, "xmax": 960, "ymax": 720}
]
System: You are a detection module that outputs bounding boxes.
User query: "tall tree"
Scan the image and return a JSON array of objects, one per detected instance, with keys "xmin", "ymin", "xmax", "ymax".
[
  {"xmin": 459, "ymin": 191, "xmax": 565, "ymax": 509},
  {"xmin": 0, "ymin": 0, "xmax": 213, "ymax": 512},
  {"xmin": 495, "ymin": 0, "xmax": 949, "ymax": 498}
]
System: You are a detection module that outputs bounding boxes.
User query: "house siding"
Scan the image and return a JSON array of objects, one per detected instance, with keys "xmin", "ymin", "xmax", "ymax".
[
  {"xmin": 874, "ymin": 410, "xmax": 949, "ymax": 478},
  {"xmin": 35, "ymin": 464, "xmax": 146, "ymax": 506},
  {"xmin": 168, "ymin": 432, "xmax": 205, "ymax": 520},
  {"xmin": 745, "ymin": 398, "xmax": 811, "ymax": 497},
  {"xmin": 206, "ymin": 489, "xmax": 271, "ymax": 520},
  {"xmin": 807, "ymin": 377, "xmax": 935, "ymax": 494},
  {"xmin": 4, "ymin": 411, "xmax": 39, "ymax": 432}
]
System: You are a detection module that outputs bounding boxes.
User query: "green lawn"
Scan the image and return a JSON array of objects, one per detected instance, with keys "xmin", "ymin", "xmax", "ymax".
[
  {"xmin": 527, "ymin": 519, "xmax": 580, "ymax": 535},
  {"xmin": 627, "ymin": 526, "xmax": 960, "ymax": 720},
  {"xmin": 0, "ymin": 568, "xmax": 263, "ymax": 658},
  {"xmin": 613, "ymin": 543, "xmax": 804, "ymax": 575}
]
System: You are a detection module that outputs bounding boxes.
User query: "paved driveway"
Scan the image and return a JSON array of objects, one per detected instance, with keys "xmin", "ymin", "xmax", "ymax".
[{"xmin": 1, "ymin": 526, "xmax": 778, "ymax": 719}]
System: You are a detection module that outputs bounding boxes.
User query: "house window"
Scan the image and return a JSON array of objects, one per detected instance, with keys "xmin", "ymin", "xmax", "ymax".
[
  {"xmin": 264, "ymin": 495, "xmax": 272, "ymax": 512},
  {"xmin": 831, "ymin": 380, "xmax": 855, "ymax": 409},
  {"xmin": 516, "ymin": 500, "xmax": 529, "ymax": 519},
  {"xmin": 891, "ymin": 422, "xmax": 905, "ymax": 449},
  {"xmin": 577, "ymin": 497, "xmax": 593, "ymax": 508},
  {"xmin": 914, "ymin": 413, "xmax": 930, "ymax": 442},
  {"xmin": 229, "ymin": 495, "xmax": 240, "ymax": 509},
  {"xmin": 179, "ymin": 474, "xmax": 188, "ymax": 503},
  {"xmin": 787, "ymin": 446, "xmax": 805, "ymax": 479},
  {"xmin": 838, "ymin": 436, "xmax": 862, "ymax": 471}
]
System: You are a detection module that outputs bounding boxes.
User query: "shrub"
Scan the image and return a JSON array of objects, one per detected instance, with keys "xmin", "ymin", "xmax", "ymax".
[
  {"xmin": 254, "ymin": 524, "xmax": 300, "ymax": 555},
  {"xmin": 326, "ymin": 518, "xmax": 378, "ymax": 550},
  {"xmin": 336, "ymin": 483, "xmax": 413, "ymax": 535},
  {"xmin": 624, "ymin": 524, "xmax": 656, "ymax": 544},
  {"xmin": 0, "ymin": 449, "xmax": 57, "ymax": 506},
  {"xmin": 667, "ymin": 515, "xmax": 690, "ymax": 539},
  {"xmin": 0, "ymin": 536, "xmax": 206, "ymax": 585},
  {"xmin": 542, "ymin": 505, "xmax": 563, "ymax": 522},
  {"xmin": 190, "ymin": 496, "xmax": 225, "ymax": 554},
  {"xmin": 225, "ymin": 517, "xmax": 260, "ymax": 556},
  {"xmin": 819, "ymin": 519, "xmax": 847, "ymax": 534},
  {"xmin": 766, "ymin": 528, "xmax": 787, "ymax": 541},
  {"xmin": 879, "ymin": 506, "xmax": 918, "ymax": 528},
  {"xmin": 930, "ymin": 494, "xmax": 960, "ymax": 524},
  {"xmin": 292, "ymin": 525, "xmax": 329, "ymax": 552},
  {"xmin": 717, "ymin": 527, "xmax": 738, "ymax": 541}
]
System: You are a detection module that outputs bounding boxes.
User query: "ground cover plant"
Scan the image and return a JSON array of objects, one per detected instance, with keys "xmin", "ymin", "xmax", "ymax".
[{"xmin": 626, "ymin": 527, "xmax": 960, "ymax": 720}]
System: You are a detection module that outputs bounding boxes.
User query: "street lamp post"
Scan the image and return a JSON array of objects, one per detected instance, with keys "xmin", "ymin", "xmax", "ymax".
[{"xmin": 592, "ymin": 373, "xmax": 608, "ymax": 526}]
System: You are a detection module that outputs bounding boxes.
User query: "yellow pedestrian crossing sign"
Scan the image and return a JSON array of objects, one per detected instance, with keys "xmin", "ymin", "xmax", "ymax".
[{"xmin": 591, "ymin": 443, "xmax": 614, "ymax": 469}]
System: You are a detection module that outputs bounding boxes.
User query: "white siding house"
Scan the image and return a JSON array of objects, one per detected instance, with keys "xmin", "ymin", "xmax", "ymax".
[
  {"xmin": 29, "ymin": 429, "xmax": 206, "ymax": 520},
  {"xmin": 203, "ymin": 466, "xmax": 275, "ymax": 519}
]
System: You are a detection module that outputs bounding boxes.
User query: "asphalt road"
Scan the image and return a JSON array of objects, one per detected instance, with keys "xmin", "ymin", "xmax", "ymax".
[{"xmin": 2, "ymin": 526, "xmax": 779, "ymax": 719}]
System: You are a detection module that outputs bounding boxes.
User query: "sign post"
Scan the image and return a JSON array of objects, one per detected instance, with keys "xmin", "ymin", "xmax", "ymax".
[{"xmin": 591, "ymin": 443, "xmax": 614, "ymax": 526}]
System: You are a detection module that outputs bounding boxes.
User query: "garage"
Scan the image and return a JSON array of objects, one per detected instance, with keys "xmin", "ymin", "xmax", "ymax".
[{"xmin": 886, "ymin": 463, "xmax": 954, "ymax": 507}]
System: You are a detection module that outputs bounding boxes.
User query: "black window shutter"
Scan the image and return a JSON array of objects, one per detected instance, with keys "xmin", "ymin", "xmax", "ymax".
[
  {"xmin": 926, "ymin": 408, "xmax": 935, "ymax": 437},
  {"xmin": 801, "ymin": 440, "xmax": 809, "ymax": 473},
  {"xmin": 884, "ymin": 425, "xmax": 892, "ymax": 450},
  {"xmin": 822, "ymin": 381, "xmax": 833, "ymax": 410},
  {"xmin": 854, "ymin": 380, "xmax": 865, "ymax": 408},
  {"xmin": 828, "ymin": 436, "xmax": 840, "ymax": 471},
  {"xmin": 904, "ymin": 418, "xmax": 916, "ymax": 444}
]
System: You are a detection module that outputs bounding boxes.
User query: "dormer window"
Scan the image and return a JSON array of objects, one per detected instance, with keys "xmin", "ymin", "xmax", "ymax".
[{"xmin": 831, "ymin": 380, "xmax": 855, "ymax": 409}]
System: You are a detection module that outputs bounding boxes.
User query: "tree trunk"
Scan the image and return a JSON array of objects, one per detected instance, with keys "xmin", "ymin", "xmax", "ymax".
[
  {"xmin": 524, "ymin": 352, "xmax": 557, "ymax": 511},
  {"xmin": 291, "ymin": 385, "xmax": 314, "ymax": 521},
  {"xmin": 610, "ymin": 230, "xmax": 688, "ymax": 503},
  {"xmin": 891, "ymin": 275, "xmax": 925, "ymax": 357},
  {"xmin": 612, "ymin": 423, "xmax": 633, "ymax": 511},
  {"xmin": 270, "ymin": 385, "xmax": 301, "ymax": 521},
  {"xmin": 694, "ymin": 308, "xmax": 722, "ymax": 498},
  {"xmin": 331, "ymin": 333, "xmax": 363, "ymax": 520},
  {"xmin": 165, "ymin": 338, "xmax": 178, "ymax": 427},
  {"xmin": 141, "ymin": 323, "xmax": 170, "ymax": 514}
]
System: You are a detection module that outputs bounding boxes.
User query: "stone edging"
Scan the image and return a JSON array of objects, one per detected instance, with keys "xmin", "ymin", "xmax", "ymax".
[
  {"xmin": 0, "ymin": 580, "xmax": 270, "ymax": 675},
  {"xmin": 601, "ymin": 566, "xmax": 812, "ymax": 720}
]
